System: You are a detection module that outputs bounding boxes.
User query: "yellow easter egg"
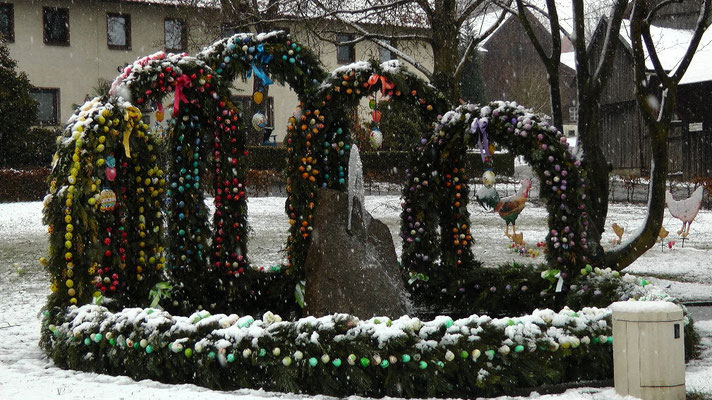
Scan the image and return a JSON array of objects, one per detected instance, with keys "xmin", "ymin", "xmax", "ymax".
[{"xmin": 253, "ymin": 91, "xmax": 264, "ymax": 105}]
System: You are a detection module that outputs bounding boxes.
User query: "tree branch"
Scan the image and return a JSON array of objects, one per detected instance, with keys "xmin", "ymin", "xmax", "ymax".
[
  {"xmin": 414, "ymin": 0, "xmax": 434, "ymax": 21},
  {"xmin": 310, "ymin": 0, "xmax": 433, "ymax": 78},
  {"xmin": 455, "ymin": 8, "xmax": 509, "ymax": 79},
  {"xmin": 515, "ymin": 0, "xmax": 551, "ymax": 63},
  {"xmin": 590, "ymin": 0, "xmax": 629, "ymax": 95},
  {"xmin": 646, "ymin": 0, "xmax": 683, "ymax": 23},
  {"xmin": 629, "ymin": 1, "xmax": 656, "ymax": 118},
  {"xmin": 457, "ymin": 0, "xmax": 486, "ymax": 26},
  {"xmin": 326, "ymin": 31, "xmax": 432, "ymax": 46},
  {"xmin": 671, "ymin": 0, "xmax": 711, "ymax": 83},
  {"xmin": 641, "ymin": 24, "xmax": 671, "ymax": 86}
]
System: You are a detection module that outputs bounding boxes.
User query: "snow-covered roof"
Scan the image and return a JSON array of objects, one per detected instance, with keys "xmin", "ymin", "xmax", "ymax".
[
  {"xmin": 560, "ymin": 51, "xmax": 576, "ymax": 70},
  {"xmin": 618, "ymin": 20, "xmax": 712, "ymax": 85}
]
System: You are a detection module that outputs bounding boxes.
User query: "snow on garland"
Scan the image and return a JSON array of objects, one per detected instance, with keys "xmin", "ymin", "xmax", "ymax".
[{"xmin": 43, "ymin": 305, "xmax": 615, "ymax": 397}]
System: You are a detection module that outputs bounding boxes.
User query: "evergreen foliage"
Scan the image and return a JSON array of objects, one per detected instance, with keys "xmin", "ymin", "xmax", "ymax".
[
  {"xmin": 0, "ymin": 39, "xmax": 39, "ymax": 167},
  {"xmin": 459, "ymin": 50, "xmax": 486, "ymax": 104}
]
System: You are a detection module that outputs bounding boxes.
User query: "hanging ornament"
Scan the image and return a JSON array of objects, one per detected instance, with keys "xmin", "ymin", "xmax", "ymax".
[
  {"xmin": 105, "ymin": 167, "xmax": 117, "ymax": 181},
  {"xmin": 253, "ymin": 91, "xmax": 264, "ymax": 105},
  {"xmin": 99, "ymin": 189, "xmax": 117, "ymax": 212},
  {"xmin": 252, "ymin": 112, "xmax": 266, "ymax": 131},
  {"xmin": 368, "ymin": 98, "xmax": 377, "ymax": 110},
  {"xmin": 371, "ymin": 110, "xmax": 382, "ymax": 123},
  {"xmin": 369, "ymin": 127, "xmax": 383, "ymax": 149},
  {"xmin": 155, "ymin": 103, "xmax": 165, "ymax": 122}
]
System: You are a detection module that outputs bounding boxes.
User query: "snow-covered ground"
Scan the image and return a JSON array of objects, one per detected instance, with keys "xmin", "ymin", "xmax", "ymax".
[{"xmin": 1, "ymin": 197, "xmax": 711, "ymax": 399}]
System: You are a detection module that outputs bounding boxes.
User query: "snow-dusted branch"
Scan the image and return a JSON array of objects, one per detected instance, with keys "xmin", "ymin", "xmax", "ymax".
[
  {"xmin": 457, "ymin": 0, "xmax": 488, "ymax": 26},
  {"xmin": 309, "ymin": 0, "xmax": 433, "ymax": 78},
  {"xmin": 671, "ymin": 0, "xmax": 711, "ymax": 83},
  {"xmin": 455, "ymin": 8, "xmax": 509, "ymax": 79},
  {"xmin": 590, "ymin": 0, "xmax": 628, "ymax": 94}
]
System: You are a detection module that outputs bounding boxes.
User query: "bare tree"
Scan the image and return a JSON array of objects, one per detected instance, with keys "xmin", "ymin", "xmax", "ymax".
[
  {"xmin": 204, "ymin": 1, "xmax": 513, "ymax": 103},
  {"xmin": 604, "ymin": 0, "xmax": 711, "ymax": 268},
  {"xmin": 508, "ymin": 0, "xmax": 711, "ymax": 269}
]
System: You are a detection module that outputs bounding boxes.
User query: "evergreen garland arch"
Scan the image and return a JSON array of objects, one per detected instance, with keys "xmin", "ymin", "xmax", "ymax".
[
  {"xmin": 43, "ymin": 98, "xmax": 165, "ymax": 310},
  {"xmin": 402, "ymin": 101, "xmax": 595, "ymax": 290},
  {"xmin": 43, "ymin": 32, "xmax": 329, "ymax": 314},
  {"xmin": 282, "ymin": 60, "xmax": 448, "ymax": 276}
]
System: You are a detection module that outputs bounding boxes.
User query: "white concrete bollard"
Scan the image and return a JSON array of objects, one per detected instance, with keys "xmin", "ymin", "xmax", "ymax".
[{"xmin": 610, "ymin": 301, "xmax": 685, "ymax": 400}]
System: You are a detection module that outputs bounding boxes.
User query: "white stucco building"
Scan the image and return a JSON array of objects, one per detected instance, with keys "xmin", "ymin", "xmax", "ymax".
[{"xmin": 1, "ymin": 0, "xmax": 433, "ymax": 143}]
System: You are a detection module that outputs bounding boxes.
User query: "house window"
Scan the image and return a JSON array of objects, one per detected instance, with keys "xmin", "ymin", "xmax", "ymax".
[
  {"xmin": 336, "ymin": 33, "xmax": 355, "ymax": 64},
  {"xmin": 30, "ymin": 88, "xmax": 59, "ymax": 125},
  {"xmin": 379, "ymin": 41, "xmax": 395, "ymax": 62},
  {"xmin": 43, "ymin": 7, "xmax": 70, "ymax": 46},
  {"xmin": 569, "ymin": 106, "xmax": 578, "ymax": 123},
  {"xmin": 164, "ymin": 18, "xmax": 186, "ymax": 52},
  {"xmin": 107, "ymin": 13, "xmax": 130, "ymax": 50},
  {"xmin": 0, "ymin": 3, "xmax": 14, "ymax": 42}
]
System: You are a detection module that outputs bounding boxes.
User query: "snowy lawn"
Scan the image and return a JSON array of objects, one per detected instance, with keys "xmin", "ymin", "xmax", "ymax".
[{"xmin": 1, "ymin": 197, "xmax": 712, "ymax": 399}]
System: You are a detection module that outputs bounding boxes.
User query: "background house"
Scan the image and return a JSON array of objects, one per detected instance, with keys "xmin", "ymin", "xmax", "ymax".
[
  {"xmin": 1, "ymin": 0, "xmax": 433, "ymax": 143},
  {"xmin": 588, "ymin": 0, "xmax": 712, "ymax": 179},
  {"xmin": 474, "ymin": 9, "xmax": 579, "ymax": 137}
]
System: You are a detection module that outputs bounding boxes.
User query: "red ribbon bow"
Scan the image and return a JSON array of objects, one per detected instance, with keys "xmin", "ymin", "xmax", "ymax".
[
  {"xmin": 367, "ymin": 74, "xmax": 395, "ymax": 96},
  {"xmin": 173, "ymin": 75, "xmax": 191, "ymax": 116}
]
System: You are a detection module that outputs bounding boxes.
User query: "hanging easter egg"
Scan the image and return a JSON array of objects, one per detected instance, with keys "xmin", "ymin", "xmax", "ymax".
[
  {"xmin": 253, "ymin": 91, "xmax": 264, "ymax": 105},
  {"xmin": 99, "ymin": 189, "xmax": 117, "ymax": 212},
  {"xmin": 155, "ymin": 109, "xmax": 164, "ymax": 122},
  {"xmin": 488, "ymin": 143, "xmax": 496, "ymax": 155},
  {"xmin": 368, "ymin": 98, "xmax": 376, "ymax": 110},
  {"xmin": 252, "ymin": 112, "xmax": 266, "ymax": 132},
  {"xmin": 369, "ymin": 127, "xmax": 383, "ymax": 149},
  {"xmin": 105, "ymin": 155, "xmax": 116, "ymax": 168},
  {"xmin": 105, "ymin": 166, "xmax": 117, "ymax": 181},
  {"xmin": 371, "ymin": 110, "xmax": 382, "ymax": 123}
]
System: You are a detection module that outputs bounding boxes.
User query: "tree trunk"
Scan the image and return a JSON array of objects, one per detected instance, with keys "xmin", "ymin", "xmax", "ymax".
[
  {"xmin": 546, "ymin": 64, "xmax": 563, "ymax": 130},
  {"xmin": 429, "ymin": 2, "xmax": 461, "ymax": 103},
  {"xmin": 604, "ymin": 91, "xmax": 673, "ymax": 270},
  {"xmin": 576, "ymin": 90, "xmax": 609, "ymax": 252}
]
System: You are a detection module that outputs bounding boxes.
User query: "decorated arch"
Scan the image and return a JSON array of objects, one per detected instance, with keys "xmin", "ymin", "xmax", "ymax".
[
  {"xmin": 401, "ymin": 101, "xmax": 595, "ymax": 293},
  {"xmin": 42, "ymin": 32, "xmax": 328, "ymax": 314},
  {"xmin": 283, "ymin": 59, "xmax": 448, "ymax": 275}
]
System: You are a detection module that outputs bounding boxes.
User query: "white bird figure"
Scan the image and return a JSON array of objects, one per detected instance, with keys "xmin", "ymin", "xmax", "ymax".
[{"xmin": 666, "ymin": 186, "xmax": 704, "ymax": 237}]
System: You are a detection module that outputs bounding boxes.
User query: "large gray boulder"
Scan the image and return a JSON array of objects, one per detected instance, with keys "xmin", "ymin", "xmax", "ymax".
[{"xmin": 304, "ymin": 188, "xmax": 410, "ymax": 319}]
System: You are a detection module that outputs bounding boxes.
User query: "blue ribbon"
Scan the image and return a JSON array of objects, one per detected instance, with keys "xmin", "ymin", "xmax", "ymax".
[
  {"xmin": 471, "ymin": 117, "xmax": 490, "ymax": 162},
  {"xmin": 246, "ymin": 44, "xmax": 274, "ymax": 86}
]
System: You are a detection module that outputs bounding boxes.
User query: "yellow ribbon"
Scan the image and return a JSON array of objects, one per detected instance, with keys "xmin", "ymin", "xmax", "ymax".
[{"xmin": 122, "ymin": 106, "xmax": 141, "ymax": 158}]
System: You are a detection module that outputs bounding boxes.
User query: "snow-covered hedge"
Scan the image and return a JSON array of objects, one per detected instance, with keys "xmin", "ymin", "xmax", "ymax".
[{"xmin": 44, "ymin": 306, "xmax": 615, "ymax": 398}]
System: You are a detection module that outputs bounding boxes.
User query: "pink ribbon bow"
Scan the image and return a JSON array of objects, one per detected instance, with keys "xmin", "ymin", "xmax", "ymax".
[{"xmin": 173, "ymin": 75, "xmax": 191, "ymax": 116}]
